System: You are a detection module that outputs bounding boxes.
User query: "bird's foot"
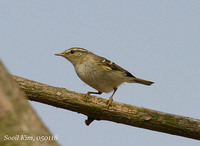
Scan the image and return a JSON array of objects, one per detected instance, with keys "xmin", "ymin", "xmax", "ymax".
[
  {"xmin": 85, "ymin": 92, "xmax": 90, "ymax": 100},
  {"xmin": 106, "ymin": 97, "xmax": 113, "ymax": 108}
]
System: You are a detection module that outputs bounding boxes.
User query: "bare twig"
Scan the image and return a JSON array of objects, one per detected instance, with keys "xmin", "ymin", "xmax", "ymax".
[{"xmin": 12, "ymin": 75, "xmax": 200, "ymax": 140}]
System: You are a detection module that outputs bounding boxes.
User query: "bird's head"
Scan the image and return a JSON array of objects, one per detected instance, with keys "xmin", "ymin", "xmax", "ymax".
[{"xmin": 55, "ymin": 47, "xmax": 91, "ymax": 66}]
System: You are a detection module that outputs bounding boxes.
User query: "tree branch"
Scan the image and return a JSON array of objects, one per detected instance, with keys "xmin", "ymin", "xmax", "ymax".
[
  {"xmin": 12, "ymin": 75, "xmax": 200, "ymax": 140},
  {"xmin": 0, "ymin": 61, "xmax": 58, "ymax": 146}
]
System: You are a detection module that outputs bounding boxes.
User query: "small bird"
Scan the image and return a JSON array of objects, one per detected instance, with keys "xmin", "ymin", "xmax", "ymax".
[{"xmin": 55, "ymin": 47, "xmax": 154, "ymax": 106}]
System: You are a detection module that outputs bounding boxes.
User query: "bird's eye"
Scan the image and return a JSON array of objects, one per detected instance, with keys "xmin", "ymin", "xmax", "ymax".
[{"xmin": 70, "ymin": 50, "xmax": 75, "ymax": 54}]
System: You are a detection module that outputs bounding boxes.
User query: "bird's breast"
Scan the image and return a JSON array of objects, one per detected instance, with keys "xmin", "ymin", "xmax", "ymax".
[{"xmin": 74, "ymin": 63, "xmax": 114, "ymax": 93}]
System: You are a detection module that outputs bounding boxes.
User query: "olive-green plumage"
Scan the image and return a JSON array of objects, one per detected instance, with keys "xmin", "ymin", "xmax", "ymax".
[{"xmin": 55, "ymin": 47, "xmax": 154, "ymax": 106}]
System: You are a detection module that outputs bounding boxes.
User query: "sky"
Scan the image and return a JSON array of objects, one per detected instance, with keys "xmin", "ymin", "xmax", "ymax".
[{"xmin": 1, "ymin": 1, "xmax": 200, "ymax": 146}]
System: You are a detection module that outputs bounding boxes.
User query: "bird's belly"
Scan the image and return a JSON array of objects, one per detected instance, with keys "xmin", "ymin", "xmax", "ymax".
[{"xmin": 75, "ymin": 64, "xmax": 122, "ymax": 93}]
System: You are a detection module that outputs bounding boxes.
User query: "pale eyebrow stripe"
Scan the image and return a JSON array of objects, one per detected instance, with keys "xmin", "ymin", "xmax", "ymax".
[{"xmin": 65, "ymin": 48, "xmax": 88, "ymax": 53}]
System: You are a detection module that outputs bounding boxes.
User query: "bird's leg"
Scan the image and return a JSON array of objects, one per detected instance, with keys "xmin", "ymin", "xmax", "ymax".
[
  {"xmin": 107, "ymin": 88, "xmax": 118, "ymax": 107},
  {"xmin": 85, "ymin": 91, "xmax": 102, "ymax": 99}
]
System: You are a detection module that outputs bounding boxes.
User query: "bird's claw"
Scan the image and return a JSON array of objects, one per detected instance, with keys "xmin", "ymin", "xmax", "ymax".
[
  {"xmin": 107, "ymin": 98, "xmax": 113, "ymax": 108},
  {"xmin": 85, "ymin": 92, "xmax": 90, "ymax": 100}
]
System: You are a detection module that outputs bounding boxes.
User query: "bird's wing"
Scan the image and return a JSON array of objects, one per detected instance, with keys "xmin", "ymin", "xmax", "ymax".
[{"xmin": 96, "ymin": 56, "xmax": 135, "ymax": 78}]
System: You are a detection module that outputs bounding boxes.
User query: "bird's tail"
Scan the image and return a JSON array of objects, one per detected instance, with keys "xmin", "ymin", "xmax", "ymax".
[{"xmin": 132, "ymin": 78, "xmax": 154, "ymax": 86}]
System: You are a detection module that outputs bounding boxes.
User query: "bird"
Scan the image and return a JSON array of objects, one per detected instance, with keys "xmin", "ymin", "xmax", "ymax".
[{"xmin": 55, "ymin": 47, "xmax": 154, "ymax": 106}]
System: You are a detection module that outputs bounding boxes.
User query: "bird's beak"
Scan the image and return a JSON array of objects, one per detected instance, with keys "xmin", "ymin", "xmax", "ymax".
[{"xmin": 55, "ymin": 53, "xmax": 65, "ymax": 57}]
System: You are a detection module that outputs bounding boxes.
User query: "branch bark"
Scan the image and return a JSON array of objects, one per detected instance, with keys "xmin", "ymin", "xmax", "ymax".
[
  {"xmin": 12, "ymin": 75, "xmax": 200, "ymax": 140},
  {"xmin": 0, "ymin": 61, "xmax": 58, "ymax": 146}
]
